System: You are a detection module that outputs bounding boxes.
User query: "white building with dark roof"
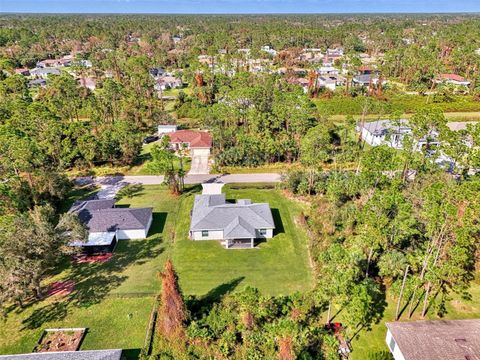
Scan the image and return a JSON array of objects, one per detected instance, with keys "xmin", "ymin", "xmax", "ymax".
[
  {"xmin": 386, "ymin": 319, "xmax": 480, "ymax": 360},
  {"xmin": 189, "ymin": 183, "xmax": 275, "ymax": 249},
  {"xmin": 69, "ymin": 199, "xmax": 153, "ymax": 252}
]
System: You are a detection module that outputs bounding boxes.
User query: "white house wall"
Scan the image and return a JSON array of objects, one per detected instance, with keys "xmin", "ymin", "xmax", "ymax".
[
  {"xmin": 385, "ymin": 330, "xmax": 406, "ymax": 360},
  {"xmin": 192, "ymin": 230, "xmax": 224, "ymax": 240},
  {"xmin": 116, "ymin": 228, "xmax": 148, "ymax": 240}
]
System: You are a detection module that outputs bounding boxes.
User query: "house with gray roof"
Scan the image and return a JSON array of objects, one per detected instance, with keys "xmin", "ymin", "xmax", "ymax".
[
  {"xmin": 357, "ymin": 119, "xmax": 441, "ymax": 150},
  {"xmin": 0, "ymin": 349, "xmax": 122, "ymax": 360},
  {"xmin": 189, "ymin": 183, "xmax": 275, "ymax": 249},
  {"xmin": 386, "ymin": 319, "xmax": 480, "ymax": 360},
  {"xmin": 69, "ymin": 199, "xmax": 153, "ymax": 252}
]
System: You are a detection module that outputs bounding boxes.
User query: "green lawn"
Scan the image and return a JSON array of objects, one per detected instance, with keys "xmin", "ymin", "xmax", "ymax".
[
  {"xmin": 0, "ymin": 185, "xmax": 313, "ymax": 356},
  {"xmin": 173, "ymin": 187, "xmax": 314, "ymax": 296}
]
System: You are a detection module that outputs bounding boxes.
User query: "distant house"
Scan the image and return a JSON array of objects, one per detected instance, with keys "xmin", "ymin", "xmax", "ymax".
[
  {"xmin": 317, "ymin": 66, "xmax": 339, "ymax": 76},
  {"xmin": 30, "ymin": 67, "xmax": 61, "ymax": 79},
  {"xmin": 434, "ymin": 73, "xmax": 471, "ymax": 86},
  {"xmin": 287, "ymin": 77, "xmax": 310, "ymax": 93},
  {"xmin": 36, "ymin": 59, "xmax": 62, "ymax": 68},
  {"xmin": 317, "ymin": 76, "xmax": 337, "ymax": 91},
  {"xmin": 386, "ymin": 319, "xmax": 480, "ymax": 360},
  {"xmin": 326, "ymin": 48, "xmax": 344, "ymax": 58},
  {"xmin": 352, "ymin": 73, "xmax": 386, "ymax": 87},
  {"xmin": 0, "ymin": 349, "xmax": 123, "ymax": 360},
  {"xmin": 77, "ymin": 59, "xmax": 93, "ymax": 68},
  {"xmin": 167, "ymin": 129, "xmax": 212, "ymax": 158},
  {"xmin": 14, "ymin": 68, "xmax": 30, "ymax": 76},
  {"xmin": 28, "ymin": 79, "xmax": 47, "ymax": 88},
  {"xmin": 69, "ymin": 199, "xmax": 153, "ymax": 253},
  {"xmin": 154, "ymin": 75, "xmax": 182, "ymax": 91},
  {"xmin": 158, "ymin": 124, "xmax": 178, "ymax": 136},
  {"xmin": 261, "ymin": 45, "xmax": 277, "ymax": 57},
  {"xmin": 357, "ymin": 119, "xmax": 439, "ymax": 150},
  {"xmin": 189, "ymin": 183, "xmax": 275, "ymax": 249}
]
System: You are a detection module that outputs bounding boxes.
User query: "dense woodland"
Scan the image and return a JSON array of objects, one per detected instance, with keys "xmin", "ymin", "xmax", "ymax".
[{"xmin": 0, "ymin": 14, "xmax": 480, "ymax": 359}]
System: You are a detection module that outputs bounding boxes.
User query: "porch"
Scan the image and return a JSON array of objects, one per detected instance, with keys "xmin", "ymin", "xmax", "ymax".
[{"xmin": 221, "ymin": 238, "xmax": 256, "ymax": 249}]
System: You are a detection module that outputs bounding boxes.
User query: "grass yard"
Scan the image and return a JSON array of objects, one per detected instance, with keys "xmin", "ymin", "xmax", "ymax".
[{"xmin": 173, "ymin": 186, "xmax": 314, "ymax": 296}]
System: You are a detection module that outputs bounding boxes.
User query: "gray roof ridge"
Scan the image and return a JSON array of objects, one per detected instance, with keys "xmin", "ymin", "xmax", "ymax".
[{"xmin": 247, "ymin": 203, "xmax": 275, "ymax": 225}]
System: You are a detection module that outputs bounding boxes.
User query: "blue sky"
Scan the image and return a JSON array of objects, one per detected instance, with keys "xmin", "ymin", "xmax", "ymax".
[{"xmin": 1, "ymin": 0, "xmax": 480, "ymax": 14}]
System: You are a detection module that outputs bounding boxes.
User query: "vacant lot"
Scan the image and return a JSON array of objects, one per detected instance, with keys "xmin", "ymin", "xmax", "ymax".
[{"xmin": 0, "ymin": 185, "xmax": 313, "ymax": 355}]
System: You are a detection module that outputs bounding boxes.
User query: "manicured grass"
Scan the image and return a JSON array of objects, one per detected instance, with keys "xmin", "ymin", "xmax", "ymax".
[
  {"xmin": 173, "ymin": 186, "xmax": 314, "ymax": 296},
  {"xmin": 330, "ymin": 111, "xmax": 480, "ymax": 122},
  {"xmin": 215, "ymin": 162, "xmax": 301, "ymax": 174},
  {"xmin": 347, "ymin": 276, "xmax": 480, "ymax": 360}
]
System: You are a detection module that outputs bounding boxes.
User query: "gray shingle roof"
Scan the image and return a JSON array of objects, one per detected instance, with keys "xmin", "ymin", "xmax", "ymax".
[
  {"xmin": 386, "ymin": 319, "xmax": 480, "ymax": 360},
  {"xmin": 70, "ymin": 199, "xmax": 152, "ymax": 232},
  {"xmin": 82, "ymin": 208, "xmax": 153, "ymax": 232},
  {"xmin": 69, "ymin": 199, "xmax": 115, "ymax": 213},
  {"xmin": 190, "ymin": 194, "xmax": 275, "ymax": 238},
  {"xmin": 0, "ymin": 350, "xmax": 122, "ymax": 360},
  {"xmin": 359, "ymin": 119, "xmax": 410, "ymax": 136}
]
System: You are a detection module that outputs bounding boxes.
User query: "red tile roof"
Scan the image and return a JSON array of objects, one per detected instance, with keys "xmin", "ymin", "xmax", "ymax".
[
  {"xmin": 439, "ymin": 73, "xmax": 467, "ymax": 82},
  {"xmin": 168, "ymin": 130, "xmax": 212, "ymax": 148}
]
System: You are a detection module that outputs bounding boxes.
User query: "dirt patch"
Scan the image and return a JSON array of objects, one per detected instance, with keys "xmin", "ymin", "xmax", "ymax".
[
  {"xmin": 72, "ymin": 253, "xmax": 113, "ymax": 264},
  {"xmin": 35, "ymin": 328, "xmax": 85, "ymax": 352},
  {"xmin": 47, "ymin": 280, "xmax": 75, "ymax": 297}
]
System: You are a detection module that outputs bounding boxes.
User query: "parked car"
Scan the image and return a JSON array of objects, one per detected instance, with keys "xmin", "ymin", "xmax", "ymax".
[{"xmin": 143, "ymin": 135, "xmax": 159, "ymax": 144}]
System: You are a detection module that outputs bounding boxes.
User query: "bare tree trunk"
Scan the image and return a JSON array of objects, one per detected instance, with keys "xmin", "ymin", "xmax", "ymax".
[{"xmin": 395, "ymin": 265, "xmax": 409, "ymax": 320}]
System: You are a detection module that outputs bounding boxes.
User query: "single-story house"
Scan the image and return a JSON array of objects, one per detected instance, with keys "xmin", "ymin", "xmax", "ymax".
[
  {"xmin": 317, "ymin": 76, "xmax": 337, "ymax": 91},
  {"xmin": 386, "ymin": 319, "xmax": 480, "ymax": 360},
  {"xmin": 69, "ymin": 199, "xmax": 153, "ymax": 253},
  {"xmin": 14, "ymin": 68, "xmax": 30, "ymax": 76},
  {"xmin": 434, "ymin": 73, "xmax": 471, "ymax": 86},
  {"xmin": 154, "ymin": 75, "xmax": 182, "ymax": 91},
  {"xmin": 0, "ymin": 349, "xmax": 123, "ymax": 360},
  {"xmin": 30, "ymin": 68, "xmax": 61, "ymax": 79},
  {"xmin": 317, "ymin": 66, "xmax": 339, "ymax": 75},
  {"xmin": 357, "ymin": 119, "xmax": 439, "ymax": 150},
  {"xmin": 261, "ymin": 45, "xmax": 277, "ymax": 57},
  {"xmin": 190, "ymin": 183, "xmax": 275, "ymax": 249},
  {"xmin": 167, "ymin": 129, "xmax": 212, "ymax": 158},
  {"xmin": 352, "ymin": 73, "xmax": 386, "ymax": 87},
  {"xmin": 158, "ymin": 124, "xmax": 178, "ymax": 136}
]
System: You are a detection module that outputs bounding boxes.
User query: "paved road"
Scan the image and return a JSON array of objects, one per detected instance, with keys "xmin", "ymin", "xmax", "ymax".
[{"xmin": 75, "ymin": 173, "xmax": 282, "ymax": 188}]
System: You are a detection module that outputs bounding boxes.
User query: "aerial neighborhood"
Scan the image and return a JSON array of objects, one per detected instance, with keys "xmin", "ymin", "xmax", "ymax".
[{"xmin": 1, "ymin": 8, "xmax": 480, "ymax": 360}]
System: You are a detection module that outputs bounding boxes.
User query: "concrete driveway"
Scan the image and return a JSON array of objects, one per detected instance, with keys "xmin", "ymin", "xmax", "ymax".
[{"xmin": 188, "ymin": 155, "xmax": 209, "ymax": 175}]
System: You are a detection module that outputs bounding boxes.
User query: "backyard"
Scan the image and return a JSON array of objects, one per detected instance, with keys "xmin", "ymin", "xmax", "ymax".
[{"xmin": 0, "ymin": 184, "xmax": 314, "ymax": 356}]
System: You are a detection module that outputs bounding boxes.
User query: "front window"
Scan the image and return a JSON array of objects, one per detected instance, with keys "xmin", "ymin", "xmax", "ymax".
[
  {"xmin": 259, "ymin": 229, "xmax": 267, "ymax": 236},
  {"xmin": 201, "ymin": 230, "xmax": 209, "ymax": 237}
]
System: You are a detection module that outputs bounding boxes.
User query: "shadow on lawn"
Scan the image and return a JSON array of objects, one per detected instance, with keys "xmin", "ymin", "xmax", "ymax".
[
  {"xmin": 271, "ymin": 208, "xmax": 284, "ymax": 234},
  {"xmin": 187, "ymin": 277, "xmax": 245, "ymax": 320},
  {"xmin": 22, "ymin": 235, "xmax": 165, "ymax": 330}
]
